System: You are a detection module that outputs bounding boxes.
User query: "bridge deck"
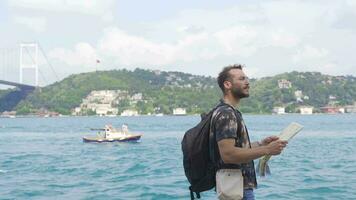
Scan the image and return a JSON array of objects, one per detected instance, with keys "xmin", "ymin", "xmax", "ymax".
[{"xmin": 0, "ymin": 80, "xmax": 36, "ymax": 90}]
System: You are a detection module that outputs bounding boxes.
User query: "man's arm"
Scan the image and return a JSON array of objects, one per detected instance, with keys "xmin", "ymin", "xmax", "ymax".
[
  {"xmin": 218, "ymin": 138, "xmax": 287, "ymax": 164},
  {"xmin": 250, "ymin": 141, "xmax": 261, "ymax": 148},
  {"xmin": 250, "ymin": 136, "xmax": 279, "ymax": 148}
]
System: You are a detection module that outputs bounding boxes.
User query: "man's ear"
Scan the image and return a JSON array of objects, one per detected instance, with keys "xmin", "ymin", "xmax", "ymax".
[{"xmin": 223, "ymin": 80, "xmax": 231, "ymax": 90}]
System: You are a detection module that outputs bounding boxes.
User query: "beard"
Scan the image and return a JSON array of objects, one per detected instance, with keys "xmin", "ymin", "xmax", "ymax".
[{"xmin": 231, "ymin": 87, "xmax": 249, "ymax": 99}]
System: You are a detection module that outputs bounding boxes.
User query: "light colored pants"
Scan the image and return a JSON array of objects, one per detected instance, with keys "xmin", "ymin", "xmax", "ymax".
[{"xmin": 242, "ymin": 189, "xmax": 255, "ymax": 200}]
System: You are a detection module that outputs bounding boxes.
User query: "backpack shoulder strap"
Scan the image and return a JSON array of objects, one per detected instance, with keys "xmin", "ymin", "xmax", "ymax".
[
  {"xmin": 211, "ymin": 103, "xmax": 243, "ymax": 135},
  {"xmin": 208, "ymin": 104, "xmax": 235, "ymax": 164},
  {"xmin": 220, "ymin": 103, "xmax": 244, "ymax": 142},
  {"xmin": 209, "ymin": 103, "xmax": 244, "ymax": 163}
]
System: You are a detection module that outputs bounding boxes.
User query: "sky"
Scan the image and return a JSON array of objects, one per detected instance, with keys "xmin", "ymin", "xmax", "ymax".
[{"xmin": 0, "ymin": 0, "xmax": 356, "ymax": 86}]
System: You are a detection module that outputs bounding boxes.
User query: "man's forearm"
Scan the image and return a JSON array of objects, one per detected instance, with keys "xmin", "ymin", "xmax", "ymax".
[
  {"xmin": 222, "ymin": 146, "xmax": 268, "ymax": 164},
  {"xmin": 250, "ymin": 141, "xmax": 261, "ymax": 148}
]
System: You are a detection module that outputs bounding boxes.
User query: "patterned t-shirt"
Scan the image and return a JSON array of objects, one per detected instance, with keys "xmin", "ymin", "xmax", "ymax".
[{"xmin": 211, "ymin": 100, "xmax": 257, "ymax": 189}]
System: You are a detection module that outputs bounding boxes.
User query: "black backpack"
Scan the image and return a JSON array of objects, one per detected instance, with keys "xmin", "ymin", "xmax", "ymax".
[{"xmin": 182, "ymin": 104, "xmax": 239, "ymax": 200}]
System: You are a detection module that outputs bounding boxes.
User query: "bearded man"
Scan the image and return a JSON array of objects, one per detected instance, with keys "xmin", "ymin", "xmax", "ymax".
[{"xmin": 211, "ymin": 64, "xmax": 288, "ymax": 200}]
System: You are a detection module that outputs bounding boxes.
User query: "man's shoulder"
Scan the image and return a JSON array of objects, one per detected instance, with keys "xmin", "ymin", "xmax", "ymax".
[
  {"xmin": 213, "ymin": 104, "xmax": 239, "ymax": 141},
  {"xmin": 215, "ymin": 103, "xmax": 237, "ymax": 116},
  {"xmin": 213, "ymin": 104, "xmax": 237, "ymax": 123}
]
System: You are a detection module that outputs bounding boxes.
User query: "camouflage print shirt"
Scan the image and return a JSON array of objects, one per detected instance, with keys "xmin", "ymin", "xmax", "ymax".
[{"xmin": 211, "ymin": 100, "xmax": 257, "ymax": 189}]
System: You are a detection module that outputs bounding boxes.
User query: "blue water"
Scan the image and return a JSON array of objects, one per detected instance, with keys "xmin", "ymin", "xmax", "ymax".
[{"xmin": 0, "ymin": 114, "xmax": 355, "ymax": 200}]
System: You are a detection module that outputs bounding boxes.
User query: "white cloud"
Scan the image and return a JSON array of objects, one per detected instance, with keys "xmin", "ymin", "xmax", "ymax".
[
  {"xmin": 214, "ymin": 25, "xmax": 259, "ymax": 57},
  {"xmin": 293, "ymin": 45, "xmax": 329, "ymax": 62},
  {"xmin": 49, "ymin": 27, "xmax": 218, "ymax": 71},
  {"xmin": 174, "ymin": 32, "xmax": 214, "ymax": 61},
  {"xmin": 47, "ymin": 23, "xmax": 330, "ymax": 77},
  {"xmin": 177, "ymin": 25, "xmax": 205, "ymax": 34},
  {"xmin": 97, "ymin": 28, "xmax": 175, "ymax": 65},
  {"xmin": 9, "ymin": 0, "xmax": 115, "ymax": 21},
  {"xmin": 49, "ymin": 43, "xmax": 98, "ymax": 69},
  {"xmin": 37, "ymin": 1, "xmax": 356, "ymax": 78},
  {"xmin": 346, "ymin": 0, "xmax": 356, "ymax": 7},
  {"xmin": 270, "ymin": 29, "xmax": 299, "ymax": 48},
  {"xmin": 14, "ymin": 16, "xmax": 47, "ymax": 33}
]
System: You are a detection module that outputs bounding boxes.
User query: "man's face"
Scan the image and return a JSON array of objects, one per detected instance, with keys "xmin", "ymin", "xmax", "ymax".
[{"xmin": 226, "ymin": 69, "xmax": 250, "ymax": 99}]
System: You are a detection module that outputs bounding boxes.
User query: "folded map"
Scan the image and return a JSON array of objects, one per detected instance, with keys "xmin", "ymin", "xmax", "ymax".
[{"xmin": 256, "ymin": 122, "xmax": 303, "ymax": 177}]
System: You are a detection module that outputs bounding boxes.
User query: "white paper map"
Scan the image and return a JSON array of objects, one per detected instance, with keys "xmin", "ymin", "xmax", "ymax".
[
  {"xmin": 278, "ymin": 122, "xmax": 303, "ymax": 141},
  {"xmin": 256, "ymin": 122, "xmax": 303, "ymax": 177}
]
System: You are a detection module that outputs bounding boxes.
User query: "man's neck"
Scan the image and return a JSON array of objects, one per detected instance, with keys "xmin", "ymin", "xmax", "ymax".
[{"xmin": 223, "ymin": 95, "xmax": 240, "ymax": 107}]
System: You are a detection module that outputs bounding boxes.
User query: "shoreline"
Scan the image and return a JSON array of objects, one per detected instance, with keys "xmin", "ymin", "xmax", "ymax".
[{"xmin": 1, "ymin": 112, "xmax": 356, "ymax": 118}]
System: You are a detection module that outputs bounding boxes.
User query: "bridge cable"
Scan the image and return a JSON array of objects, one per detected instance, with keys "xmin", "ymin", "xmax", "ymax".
[
  {"xmin": 23, "ymin": 47, "xmax": 48, "ymax": 85},
  {"xmin": 38, "ymin": 43, "xmax": 60, "ymax": 82}
]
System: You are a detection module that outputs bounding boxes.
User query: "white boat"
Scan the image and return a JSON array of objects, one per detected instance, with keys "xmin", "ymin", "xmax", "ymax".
[{"xmin": 83, "ymin": 124, "xmax": 142, "ymax": 143}]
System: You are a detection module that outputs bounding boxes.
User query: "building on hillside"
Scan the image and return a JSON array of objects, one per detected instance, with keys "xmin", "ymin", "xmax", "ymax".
[
  {"xmin": 322, "ymin": 78, "xmax": 333, "ymax": 85},
  {"xmin": 294, "ymin": 90, "xmax": 303, "ymax": 98},
  {"xmin": 345, "ymin": 105, "xmax": 356, "ymax": 113},
  {"xmin": 320, "ymin": 106, "xmax": 342, "ymax": 114},
  {"xmin": 184, "ymin": 84, "xmax": 192, "ymax": 88},
  {"xmin": 294, "ymin": 90, "xmax": 303, "ymax": 102},
  {"xmin": 95, "ymin": 104, "xmax": 118, "ymax": 116},
  {"xmin": 1, "ymin": 111, "xmax": 16, "ymax": 117},
  {"xmin": 173, "ymin": 108, "xmax": 187, "ymax": 115},
  {"xmin": 120, "ymin": 109, "xmax": 139, "ymax": 116},
  {"xmin": 153, "ymin": 70, "xmax": 161, "ymax": 75},
  {"xmin": 343, "ymin": 102, "xmax": 356, "ymax": 113},
  {"xmin": 299, "ymin": 106, "xmax": 314, "ymax": 115},
  {"xmin": 273, "ymin": 107, "xmax": 286, "ymax": 114},
  {"xmin": 72, "ymin": 90, "xmax": 131, "ymax": 116},
  {"xmin": 329, "ymin": 95, "xmax": 337, "ymax": 100},
  {"xmin": 88, "ymin": 90, "xmax": 117, "ymax": 103},
  {"xmin": 72, "ymin": 107, "xmax": 82, "ymax": 115},
  {"xmin": 91, "ymin": 90, "xmax": 129, "ymax": 102},
  {"xmin": 327, "ymin": 95, "xmax": 340, "ymax": 106},
  {"xmin": 35, "ymin": 108, "xmax": 60, "ymax": 117},
  {"xmin": 278, "ymin": 79, "xmax": 292, "ymax": 89},
  {"xmin": 131, "ymin": 93, "xmax": 143, "ymax": 101}
]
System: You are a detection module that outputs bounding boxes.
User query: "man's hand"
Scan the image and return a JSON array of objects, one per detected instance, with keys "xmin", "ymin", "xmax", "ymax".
[
  {"xmin": 265, "ymin": 140, "xmax": 288, "ymax": 155},
  {"xmin": 260, "ymin": 136, "xmax": 279, "ymax": 146}
]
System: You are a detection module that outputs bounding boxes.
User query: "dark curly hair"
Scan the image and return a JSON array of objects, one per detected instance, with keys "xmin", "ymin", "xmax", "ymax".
[{"xmin": 217, "ymin": 64, "xmax": 244, "ymax": 94}]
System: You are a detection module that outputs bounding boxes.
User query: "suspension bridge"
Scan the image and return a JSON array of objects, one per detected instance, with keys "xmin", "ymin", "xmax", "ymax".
[{"xmin": 0, "ymin": 42, "xmax": 59, "ymax": 112}]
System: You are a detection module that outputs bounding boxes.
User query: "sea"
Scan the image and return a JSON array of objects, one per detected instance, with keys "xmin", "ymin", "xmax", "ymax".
[{"xmin": 0, "ymin": 114, "xmax": 355, "ymax": 200}]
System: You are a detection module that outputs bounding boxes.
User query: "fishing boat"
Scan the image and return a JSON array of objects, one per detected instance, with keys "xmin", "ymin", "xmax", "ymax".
[{"xmin": 83, "ymin": 124, "xmax": 142, "ymax": 143}]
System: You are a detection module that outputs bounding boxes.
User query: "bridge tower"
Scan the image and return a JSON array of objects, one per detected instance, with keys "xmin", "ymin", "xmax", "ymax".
[{"xmin": 20, "ymin": 43, "xmax": 38, "ymax": 86}]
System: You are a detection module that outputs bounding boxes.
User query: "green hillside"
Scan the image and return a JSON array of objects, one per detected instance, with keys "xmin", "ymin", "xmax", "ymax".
[
  {"xmin": 243, "ymin": 72, "xmax": 356, "ymax": 113},
  {"xmin": 15, "ymin": 68, "xmax": 220, "ymax": 115},
  {"xmin": 9, "ymin": 69, "xmax": 356, "ymax": 115}
]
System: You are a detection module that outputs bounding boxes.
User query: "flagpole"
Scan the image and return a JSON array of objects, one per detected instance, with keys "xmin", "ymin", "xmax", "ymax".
[{"xmin": 95, "ymin": 59, "xmax": 100, "ymax": 72}]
